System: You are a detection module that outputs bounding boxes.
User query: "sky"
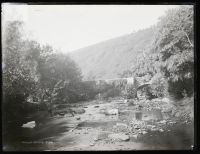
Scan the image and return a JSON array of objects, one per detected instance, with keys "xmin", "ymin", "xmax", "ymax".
[{"xmin": 2, "ymin": 4, "xmax": 179, "ymax": 53}]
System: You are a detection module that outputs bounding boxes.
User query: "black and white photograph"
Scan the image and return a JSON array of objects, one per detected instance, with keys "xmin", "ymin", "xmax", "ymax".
[{"xmin": 2, "ymin": 3, "xmax": 195, "ymax": 151}]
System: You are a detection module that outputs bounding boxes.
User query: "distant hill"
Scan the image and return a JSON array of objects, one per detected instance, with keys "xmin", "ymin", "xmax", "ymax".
[{"xmin": 69, "ymin": 27, "xmax": 155, "ymax": 80}]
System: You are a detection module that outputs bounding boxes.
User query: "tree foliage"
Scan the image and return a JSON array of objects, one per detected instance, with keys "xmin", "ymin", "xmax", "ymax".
[
  {"xmin": 2, "ymin": 21, "xmax": 39, "ymax": 126},
  {"xmin": 2, "ymin": 20, "xmax": 85, "ymax": 126},
  {"xmin": 155, "ymin": 6, "xmax": 193, "ymax": 81},
  {"xmin": 154, "ymin": 6, "xmax": 194, "ymax": 98},
  {"xmin": 121, "ymin": 6, "xmax": 194, "ymax": 100}
]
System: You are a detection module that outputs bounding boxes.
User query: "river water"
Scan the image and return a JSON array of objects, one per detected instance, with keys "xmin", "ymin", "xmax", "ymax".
[{"xmin": 3, "ymin": 99, "xmax": 194, "ymax": 151}]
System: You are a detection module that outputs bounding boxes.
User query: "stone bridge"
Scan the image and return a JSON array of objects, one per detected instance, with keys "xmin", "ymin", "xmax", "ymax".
[{"xmin": 84, "ymin": 76, "xmax": 152, "ymax": 91}]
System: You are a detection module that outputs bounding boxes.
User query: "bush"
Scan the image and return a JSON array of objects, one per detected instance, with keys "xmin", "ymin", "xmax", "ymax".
[
  {"xmin": 96, "ymin": 82, "xmax": 122, "ymax": 99},
  {"xmin": 149, "ymin": 73, "xmax": 168, "ymax": 98},
  {"xmin": 101, "ymin": 87, "xmax": 121, "ymax": 99},
  {"xmin": 168, "ymin": 78, "xmax": 193, "ymax": 100},
  {"xmin": 79, "ymin": 81, "xmax": 99, "ymax": 101},
  {"xmin": 142, "ymin": 86, "xmax": 157, "ymax": 100},
  {"xmin": 125, "ymin": 85, "xmax": 137, "ymax": 99}
]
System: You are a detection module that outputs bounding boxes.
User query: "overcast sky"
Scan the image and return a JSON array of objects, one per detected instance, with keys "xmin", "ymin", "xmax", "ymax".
[{"xmin": 2, "ymin": 4, "xmax": 179, "ymax": 53}]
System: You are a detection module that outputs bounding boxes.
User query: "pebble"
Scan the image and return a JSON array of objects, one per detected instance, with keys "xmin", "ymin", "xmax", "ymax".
[
  {"xmin": 94, "ymin": 137, "xmax": 99, "ymax": 141},
  {"xmin": 76, "ymin": 117, "xmax": 81, "ymax": 120}
]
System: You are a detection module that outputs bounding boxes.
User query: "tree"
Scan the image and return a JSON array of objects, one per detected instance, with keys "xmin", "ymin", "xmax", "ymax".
[
  {"xmin": 37, "ymin": 51, "xmax": 83, "ymax": 116},
  {"xmin": 154, "ymin": 6, "xmax": 194, "ymax": 99},
  {"xmin": 2, "ymin": 21, "xmax": 39, "ymax": 126}
]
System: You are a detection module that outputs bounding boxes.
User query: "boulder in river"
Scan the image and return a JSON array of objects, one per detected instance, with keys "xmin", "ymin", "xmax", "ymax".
[
  {"xmin": 151, "ymin": 128, "xmax": 159, "ymax": 131},
  {"xmin": 106, "ymin": 109, "xmax": 119, "ymax": 115},
  {"xmin": 64, "ymin": 114, "xmax": 73, "ymax": 117},
  {"xmin": 76, "ymin": 116, "xmax": 81, "ymax": 120},
  {"xmin": 162, "ymin": 97, "xmax": 171, "ymax": 103},
  {"xmin": 132, "ymin": 134, "xmax": 138, "ymax": 139},
  {"xmin": 142, "ymin": 131, "xmax": 147, "ymax": 134},
  {"xmin": 116, "ymin": 123, "xmax": 128, "ymax": 128},
  {"xmin": 22, "ymin": 121, "xmax": 36, "ymax": 128},
  {"xmin": 90, "ymin": 142, "xmax": 95, "ymax": 146},
  {"xmin": 94, "ymin": 137, "xmax": 99, "ymax": 141},
  {"xmin": 108, "ymin": 133, "xmax": 130, "ymax": 141},
  {"xmin": 146, "ymin": 125, "xmax": 156, "ymax": 130},
  {"xmin": 71, "ymin": 108, "xmax": 86, "ymax": 114},
  {"xmin": 159, "ymin": 120, "xmax": 167, "ymax": 124}
]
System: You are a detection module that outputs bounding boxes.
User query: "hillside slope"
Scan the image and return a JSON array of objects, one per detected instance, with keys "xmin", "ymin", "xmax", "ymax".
[{"xmin": 69, "ymin": 27, "xmax": 155, "ymax": 80}]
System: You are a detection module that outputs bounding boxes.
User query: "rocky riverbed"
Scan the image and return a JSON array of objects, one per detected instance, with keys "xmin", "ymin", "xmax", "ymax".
[{"xmin": 3, "ymin": 98, "xmax": 194, "ymax": 151}]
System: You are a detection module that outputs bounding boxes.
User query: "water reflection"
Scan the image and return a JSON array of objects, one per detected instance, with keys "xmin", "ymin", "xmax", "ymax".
[
  {"xmin": 119, "ymin": 109, "xmax": 165, "ymax": 121},
  {"xmin": 135, "ymin": 112, "xmax": 142, "ymax": 120},
  {"xmin": 142, "ymin": 110, "xmax": 163, "ymax": 121}
]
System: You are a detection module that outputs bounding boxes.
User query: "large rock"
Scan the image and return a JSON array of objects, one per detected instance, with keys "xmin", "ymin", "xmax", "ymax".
[
  {"xmin": 108, "ymin": 133, "xmax": 130, "ymax": 141},
  {"xmin": 64, "ymin": 113, "xmax": 73, "ymax": 117},
  {"xmin": 116, "ymin": 123, "xmax": 128, "ymax": 128},
  {"xmin": 72, "ymin": 108, "xmax": 85, "ymax": 114},
  {"xmin": 76, "ymin": 116, "xmax": 81, "ymax": 120},
  {"xmin": 159, "ymin": 120, "xmax": 167, "ymax": 124},
  {"xmin": 124, "ymin": 99, "xmax": 128, "ymax": 103},
  {"xmin": 22, "ymin": 121, "xmax": 36, "ymax": 128},
  {"xmin": 99, "ymin": 108, "xmax": 106, "ymax": 114},
  {"xmin": 90, "ymin": 143, "xmax": 95, "ymax": 146},
  {"xmin": 106, "ymin": 109, "xmax": 119, "ymax": 115},
  {"xmin": 142, "ymin": 131, "xmax": 147, "ymax": 135},
  {"xmin": 162, "ymin": 97, "xmax": 171, "ymax": 103}
]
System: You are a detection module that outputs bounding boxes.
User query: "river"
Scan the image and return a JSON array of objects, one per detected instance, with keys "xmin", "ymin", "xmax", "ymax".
[{"xmin": 3, "ymin": 99, "xmax": 194, "ymax": 151}]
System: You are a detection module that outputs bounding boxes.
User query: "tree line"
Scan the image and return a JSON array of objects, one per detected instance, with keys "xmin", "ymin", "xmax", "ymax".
[{"xmin": 2, "ymin": 21, "xmax": 98, "ymax": 128}]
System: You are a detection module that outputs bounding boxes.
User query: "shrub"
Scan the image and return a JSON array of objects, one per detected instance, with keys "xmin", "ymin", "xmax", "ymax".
[
  {"xmin": 126, "ymin": 85, "xmax": 137, "ymax": 99},
  {"xmin": 150, "ymin": 73, "xmax": 168, "ymax": 98},
  {"xmin": 168, "ymin": 78, "xmax": 193, "ymax": 100},
  {"xmin": 79, "ymin": 81, "xmax": 99, "ymax": 101},
  {"xmin": 101, "ymin": 87, "xmax": 121, "ymax": 99}
]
